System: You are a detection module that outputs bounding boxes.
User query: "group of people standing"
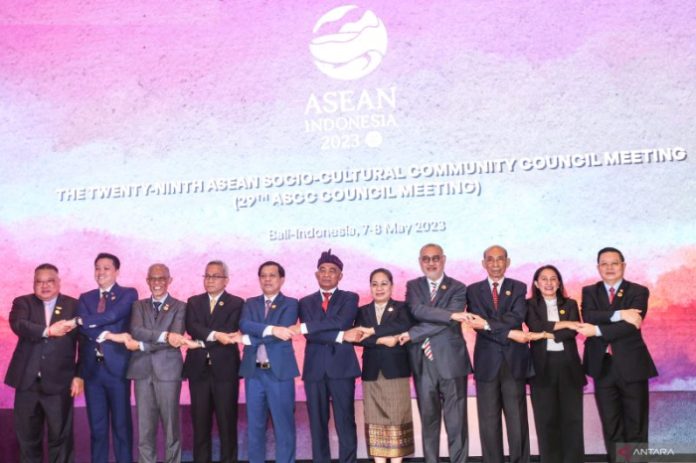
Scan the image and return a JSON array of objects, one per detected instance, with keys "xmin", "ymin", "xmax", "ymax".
[{"xmin": 5, "ymin": 243, "xmax": 656, "ymax": 463}]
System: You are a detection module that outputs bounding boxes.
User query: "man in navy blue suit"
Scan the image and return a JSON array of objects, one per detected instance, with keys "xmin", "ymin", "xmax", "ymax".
[
  {"xmin": 464, "ymin": 245, "xmax": 532, "ymax": 463},
  {"xmin": 293, "ymin": 250, "xmax": 360, "ymax": 463},
  {"xmin": 240, "ymin": 261, "xmax": 300, "ymax": 463},
  {"xmin": 71, "ymin": 252, "xmax": 138, "ymax": 463}
]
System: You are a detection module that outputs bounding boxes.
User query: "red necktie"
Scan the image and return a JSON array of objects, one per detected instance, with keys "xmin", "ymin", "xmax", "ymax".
[
  {"xmin": 492, "ymin": 282, "xmax": 499, "ymax": 310},
  {"xmin": 97, "ymin": 291, "xmax": 107, "ymax": 313},
  {"xmin": 609, "ymin": 287, "xmax": 615, "ymax": 304},
  {"xmin": 321, "ymin": 292, "xmax": 331, "ymax": 312}
]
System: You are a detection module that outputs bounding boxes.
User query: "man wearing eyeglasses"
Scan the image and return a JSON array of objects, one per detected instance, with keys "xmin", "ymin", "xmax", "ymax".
[
  {"xmin": 5, "ymin": 263, "xmax": 82, "ymax": 463},
  {"xmin": 123, "ymin": 263, "xmax": 187, "ymax": 463},
  {"xmin": 182, "ymin": 260, "xmax": 244, "ymax": 463},
  {"xmin": 397, "ymin": 243, "xmax": 471, "ymax": 463}
]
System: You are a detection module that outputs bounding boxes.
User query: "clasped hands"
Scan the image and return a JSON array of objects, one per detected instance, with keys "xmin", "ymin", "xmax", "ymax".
[{"xmin": 47, "ymin": 319, "xmax": 76, "ymax": 337}]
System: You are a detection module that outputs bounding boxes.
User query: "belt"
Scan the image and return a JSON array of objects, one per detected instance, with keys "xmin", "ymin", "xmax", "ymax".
[{"xmin": 256, "ymin": 362, "xmax": 271, "ymax": 370}]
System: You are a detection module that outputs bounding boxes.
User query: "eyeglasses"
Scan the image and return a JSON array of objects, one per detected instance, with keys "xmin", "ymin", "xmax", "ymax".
[
  {"xmin": 420, "ymin": 255, "xmax": 442, "ymax": 264},
  {"xmin": 147, "ymin": 277, "xmax": 169, "ymax": 283},
  {"xmin": 34, "ymin": 279, "xmax": 57, "ymax": 286},
  {"xmin": 203, "ymin": 274, "xmax": 227, "ymax": 280}
]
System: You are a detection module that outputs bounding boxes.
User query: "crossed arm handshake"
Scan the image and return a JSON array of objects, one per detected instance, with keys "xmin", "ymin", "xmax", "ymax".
[
  {"xmin": 448, "ymin": 308, "xmax": 644, "ymax": 344},
  {"xmin": 343, "ymin": 326, "xmax": 406, "ymax": 347}
]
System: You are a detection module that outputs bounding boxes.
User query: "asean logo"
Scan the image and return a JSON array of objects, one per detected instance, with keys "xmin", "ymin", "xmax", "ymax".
[{"xmin": 309, "ymin": 5, "xmax": 388, "ymax": 81}]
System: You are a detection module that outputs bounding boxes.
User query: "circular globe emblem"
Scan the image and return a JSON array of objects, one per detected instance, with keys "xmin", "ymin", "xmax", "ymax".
[{"xmin": 309, "ymin": 5, "xmax": 388, "ymax": 81}]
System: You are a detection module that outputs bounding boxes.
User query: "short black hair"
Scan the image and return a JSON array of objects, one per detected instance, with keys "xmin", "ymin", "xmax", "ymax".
[
  {"xmin": 258, "ymin": 261, "xmax": 285, "ymax": 278},
  {"xmin": 597, "ymin": 247, "xmax": 625, "ymax": 263},
  {"xmin": 95, "ymin": 252, "xmax": 121, "ymax": 270},
  {"xmin": 369, "ymin": 267, "xmax": 393, "ymax": 284},
  {"xmin": 35, "ymin": 263, "xmax": 59, "ymax": 273}
]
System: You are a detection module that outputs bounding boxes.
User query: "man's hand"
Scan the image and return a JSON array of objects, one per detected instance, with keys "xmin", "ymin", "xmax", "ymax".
[
  {"xmin": 343, "ymin": 327, "xmax": 364, "ymax": 343},
  {"xmin": 527, "ymin": 331, "xmax": 547, "ymax": 341},
  {"xmin": 450, "ymin": 312, "xmax": 468, "ymax": 322},
  {"xmin": 377, "ymin": 336, "xmax": 398, "ymax": 347},
  {"xmin": 507, "ymin": 329, "xmax": 529, "ymax": 344},
  {"xmin": 47, "ymin": 319, "xmax": 73, "ymax": 337},
  {"xmin": 228, "ymin": 331, "xmax": 242, "ymax": 344},
  {"xmin": 214, "ymin": 331, "xmax": 234, "ymax": 345},
  {"xmin": 463, "ymin": 313, "xmax": 487, "ymax": 330},
  {"xmin": 397, "ymin": 331, "xmax": 411, "ymax": 345},
  {"xmin": 183, "ymin": 338, "xmax": 201, "ymax": 349},
  {"xmin": 555, "ymin": 321, "xmax": 581, "ymax": 331},
  {"xmin": 168, "ymin": 332, "xmax": 185, "ymax": 348},
  {"xmin": 125, "ymin": 339, "xmax": 140, "ymax": 351},
  {"xmin": 105, "ymin": 332, "xmax": 133, "ymax": 343},
  {"xmin": 575, "ymin": 323, "xmax": 597, "ymax": 337},
  {"xmin": 289, "ymin": 324, "xmax": 302, "ymax": 336},
  {"xmin": 620, "ymin": 309, "xmax": 643, "ymax": 330},
  {"xmin": 271, "ymin": 326, "xmax": 294, "ymax": 341},
  {"xmin": 70, "ymin": 377, "xmax": 84, "ymax": 397}
]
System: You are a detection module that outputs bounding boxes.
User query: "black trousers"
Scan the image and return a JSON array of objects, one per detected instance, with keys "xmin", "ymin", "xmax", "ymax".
[
  {"xmin": 530, "ymin": 351, "xmax": 584, "ymax": 463},
  {"xmin": 14, "ymin": 378, "xmax": 74, "ymax": 463},
  {"xmin": 594, "ymin": 354, "xmax": 649, "ymax": 463},
  {"xmin": 476, "ymin": 360, "xmax": 530, "ymax": 463},
  {"xmin": 189, "ymin": 377, "xmax": 240, "ymax": 463}
]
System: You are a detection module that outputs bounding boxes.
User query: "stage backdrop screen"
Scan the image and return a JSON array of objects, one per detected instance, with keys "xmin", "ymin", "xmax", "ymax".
[{"xmin": 1, "ymin": 1, "xmax": 695, "ymax": 406}]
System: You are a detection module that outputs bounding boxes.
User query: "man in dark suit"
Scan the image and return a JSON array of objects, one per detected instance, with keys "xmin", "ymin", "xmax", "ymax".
[
  {"xmin": 396, "ymin": 243, "xmax": 472, "ymax": 463},
  {"xmin": 5, "ymin": 263, "xmax": 83, "ymax": 463},
  {"xmin": 125, "ymin": 263, "xmax": 187, "ymax": 463},
  {"xmin": 294, "ymin": 249, "xmax": 360, "ymax": 463},
  {"xmin": 576, "ymin": 247, "xmax": 657, "ymax": 463},
  {"xmin": 464, "ymin": 245, "xmax": 532, "ymax": 463},
  {"xmin": 239, "ymin": 261, "xmax": 300, "ymax": 463},
  {"xmin": 183, "ymin": 260, "xmax": 244, "ymax": 463},
  {"xmin": 72, "ymin": 252, "xmax": 138, "ymax": 463}
]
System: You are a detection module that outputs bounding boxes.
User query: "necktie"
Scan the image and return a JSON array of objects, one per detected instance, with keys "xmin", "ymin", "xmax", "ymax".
[
  {"xmin": 44, "ymin": 302, "xmax": 52, "ymax": 327},
  {"xmin": 609, "ymin": 287, "xmax": 615, "ymax": 304},
  {"xmin": 209, "ymin": 297, "xmax": 217, "ymax": 314},
  {"xmin": 321, "ymin": 292, "xmax": 331, "ymax": 312},
  {"xmin": 492, "ymin": 282, "xmax": 499, "ymax": 310},
  {"xmin": 97, "ymin": 291, "xmax": 107, "ymax": 313},
  {"xmin": 153, "ymin": 301, "xmax": 162, "ymax": 319},
  {"xmin": 423, "ymin": 281, "xmax": 437, "ymax": 361},
  {"xmin": 257, "ymin": 300, "xmax": 272, "ymax": 364}
]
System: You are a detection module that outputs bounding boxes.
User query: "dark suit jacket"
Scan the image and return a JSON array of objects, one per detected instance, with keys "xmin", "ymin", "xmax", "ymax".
[
  {"xmin": 5, "ymin": 293, "xmax": 80, "ymax": 394},
  {"xmin": 126, "ymin": 295, "xmax": 186, "ymax": 381},
  {"xmin": 356, "ymin": 299, "xmax": 413, "ymax": 381},
  {"xmin": 78, "ymin": 283, "xmax": 138, "ymax": 380},
  {"xmin": 467, "ymin": 278, "xmax": 532, "ymax": 381},
  {"xmin": 239, "ymin": 292, "xmax": 300, "ymax": 381},
  {"xmin": 406, "ymin": 275, "xmax": 473, "ymax": 379},
  {"xmin": 581, "ymin": 280, "xmax": 657, "ymax": 382},
  {"xmin": 183, "ymin": 290, "xmax": 243, "ymax": 382},
  {"xmin": 526, "ymin": 296, "xmax": 586, "ymax": 387},
  {"xmin": 298, "ymin": 289, "xmax": 361, "ymax": 382}
]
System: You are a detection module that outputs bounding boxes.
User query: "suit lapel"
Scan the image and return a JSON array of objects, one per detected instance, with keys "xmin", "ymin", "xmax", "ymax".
[
  {"xmin": 479, "ymin": 280, "xmax": 495, "ymax": 314},
  {"xmin": 596, "ymin": 282, "xmax": 612, "ymax": 310},
  {"xmin": 266, "ymin": 294, "xmax": 282, "ymax": 322},
  {"xmin": 497, "ymin": 279, "xmax": 512, "ymax": 313}
]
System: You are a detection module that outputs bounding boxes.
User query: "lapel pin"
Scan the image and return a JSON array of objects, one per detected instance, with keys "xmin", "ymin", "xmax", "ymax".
[
  {"xmin": 110, "ymin": 294, "xmax": 116, "ymax": 301},
  {"xmin": 163, "ymin": 304, "xmax": 170, "ymax": 312},
  {"xmin": 505, "ymin": 290, "xmax": 511, "ymax": 296},
  {"xmin": 54, "ymin": 306, "xmax": 62, "ymax": 314},
  {"xmin": 219, "ymin": 300, "xmax": 224, "ymax": 306},
  {"xmin": 559, "ymin": 309, "xmax": 566, "ymax": 315},
  {"xmin": 441, "ymin": 284, "xmax": 447, "ymax": 290},
  {"xmin": 617, "ymin": 291, "xmax": 623, "ymax": 298},
  {"xmin": 270, "ymin": 304, "xmax": 277, "ymax": 309},
  {"xmin": 387, "ymin": 306, "xmax": 394, "ymax": 312}
]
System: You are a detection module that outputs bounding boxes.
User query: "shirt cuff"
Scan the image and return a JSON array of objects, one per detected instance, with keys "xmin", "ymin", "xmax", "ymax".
[
  {"xmin": 242, "ymin": 334, "xmax": 251, "ymax": 346},
  {"xmin": 139, "ymin": 342, "xmax": 145, "ymax": 351},
  {"xmin": 596, "ymin": 326, "xmax": 603, "ymax": 337},
  {"xmin": 610, "ymin": 311, "xmax": 621, "ymax": 322},
  {"xmin": 336, "ymin": 331, "xmax": 344, "ymax": 343},
  {"xmin": 157, "ymin": 332, "xmax": 167, "ymax": 343},
  {"xmin": 43, "ymin": 327, "xmax": 49, "ymax": 338},
  {"xmin": 262, "ymin": 325, "xmax": 274, "ymax": 337},
  {"xmin": 96, "ymin": 331, "xmax": 109, "ymax": 343},
  {"xmin": 207, "ymin": 331, "xmax": 216, "ymax": 342},
  {"xmin": 300, "ymin": 323, "xmax": 308, "ymax": 334}
]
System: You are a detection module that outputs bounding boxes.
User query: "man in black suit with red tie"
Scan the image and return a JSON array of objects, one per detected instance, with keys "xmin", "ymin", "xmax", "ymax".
[
  {"xmin": 576, "ymin": 247, "xmax": 657, "ymax": 463},
  {"xmin": 464, "ymin": 245, "xmax": 532, "ymax": 463},
  {"xmin": 5, "ymin": 263, "xmax": 83, "ymax": 463},
  {"xmin": 183, "ymin": 260, "xmax": 244, "ymax": 463},
  {"xmin": 295, "ymin": 249, "xmax": 360, "ymax": 463}
]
